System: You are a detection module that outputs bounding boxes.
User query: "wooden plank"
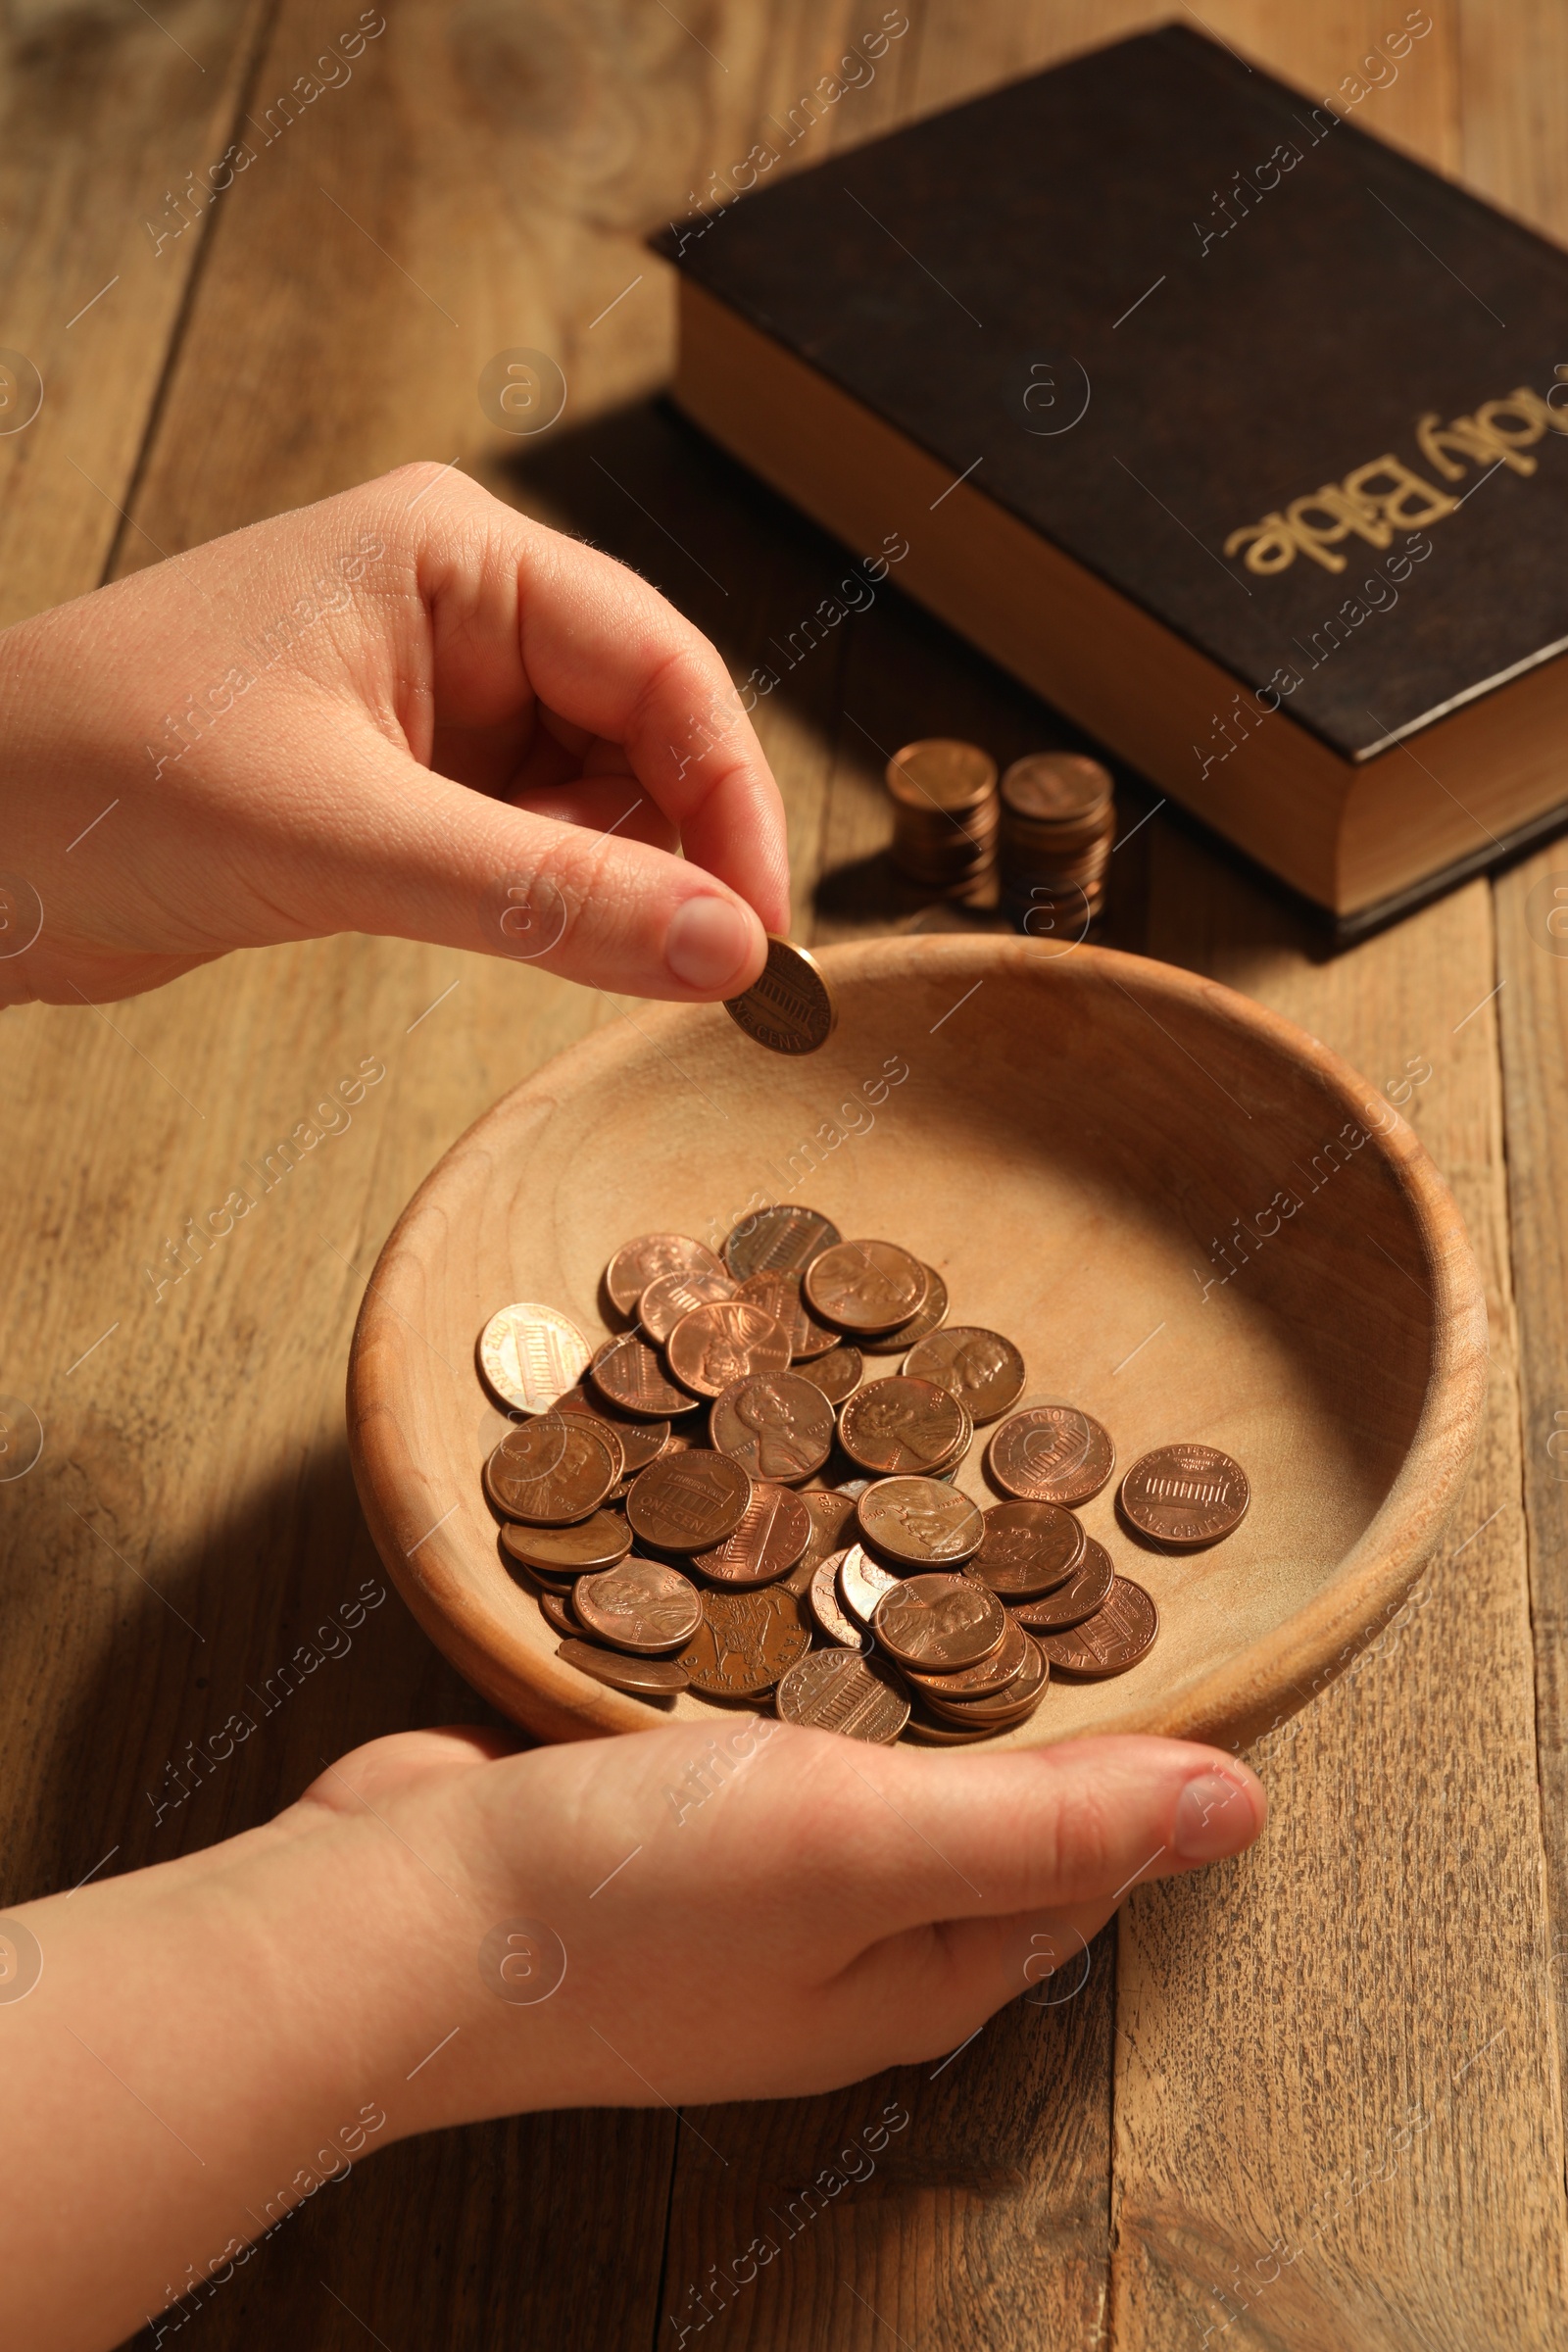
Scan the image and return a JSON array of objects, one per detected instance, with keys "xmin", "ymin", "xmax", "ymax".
[
  {"xmin": 0, "ymin": 0, "xmax": 275, "ymax": 623},
  {"xmin": 1106, "ymin": 833, "xmax": 1568, "ymax": 2346},
  {"xmin": 1463, "ymin": 0, "xmax": 1568, "ymax": 2218}
]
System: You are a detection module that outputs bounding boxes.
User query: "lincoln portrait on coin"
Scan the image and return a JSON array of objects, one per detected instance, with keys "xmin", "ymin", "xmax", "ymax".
[{"xmin": 735, "ymin": 1385, "xmax": 818, "ymax": 1479}]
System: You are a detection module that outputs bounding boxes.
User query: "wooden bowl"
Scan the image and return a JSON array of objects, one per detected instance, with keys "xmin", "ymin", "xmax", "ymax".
[{"xmin": 347, "ymin": 937, "xmax": 1485, "ymax": 1751}]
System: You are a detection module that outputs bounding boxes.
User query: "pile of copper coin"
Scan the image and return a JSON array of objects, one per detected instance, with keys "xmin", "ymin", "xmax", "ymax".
[
  {"xmin": 883, "ymin": 739, "xmax": 1000, "ymax": 904},
  {"xmin": 998, "ymin": 751, "xmax": 1115, "ymax": 933},
  {"xmin": 475, "ymin": 1207, "xmax": 1250, "ymax": 1746}
]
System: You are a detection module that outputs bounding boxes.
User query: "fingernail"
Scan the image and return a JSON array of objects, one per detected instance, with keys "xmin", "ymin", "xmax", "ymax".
[
  {"xmin": 665, "ymin": 896, "xmax": 757, "ymax": 992},
  {"xmin": 1172, "ymin": 1770, "xmax": 1261, "ymax": 1862}
]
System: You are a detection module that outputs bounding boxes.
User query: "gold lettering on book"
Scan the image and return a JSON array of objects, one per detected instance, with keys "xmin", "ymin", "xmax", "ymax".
[{"xmin": 1225, "ymin": 383, "xmax": 1567, "ymax": 575}]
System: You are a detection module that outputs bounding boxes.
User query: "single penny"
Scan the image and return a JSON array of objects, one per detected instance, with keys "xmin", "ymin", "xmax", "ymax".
[
  {"xmin": 837, "ymin": 1542, "xmax": 903, "ymax": 1629},
  {"xmin": 723, "ymin": 935, "xmax": 838, "ymax": 1056},
  {"xmin": 904, "ymin": 1705, "xmax": 1000, "ymax": 1745},
  {"xmin": 775, "ymin": 1649, "xmax": 910, "ymax": 1743},
  {"xmin": 690, "ymin": 1483, "xmax": 811, "ymax": 1587},
  {"xmin": 589, "ymin": 1332, "xmax": 700, "ymax": 1419},
  {"xmin": 839, "ymin": 1377, "xmax": 968, "ymax": 1477},
  {"xmin": 862, "ymin": 1266, "xmax": 950, "ymax": 1354},
  {"xmin": 858, "ymin": 1476, "xmax": 985, "ymax": 1567},
  {"xmin": 872, "ymin": 1573, "xmax": 1008, "ymax": 1671},
  {"xmin": 573, "ymin": 1557, "xmax": 704, "ymax": 1654},
  {"xmin": 808, "ymin": 1552, "xmax": 870, "ymax": 1650},
  {"xmin": 1036, "ymin": 1578, "xmax": 1159, "ymax": 1676},
  {"xmin": 626, "ymin": 1449, "xmax": 753, "ymax": 1551},
  {"xmin": 476, "ymin": 1301, "xmax": 592, "ymax": 1416},
  {"xmin": 500, "ymin": 1508, "xmax": 632, "ymax": 1573},
  {"xmin": 666, "ymin": 1300, "xmax": 792, "ymax": 1399},
  {"xmin": 557, "ymin": 1638, "xmax": 691, "ymax": 1696},
  {"xmin": 722, "ymin": 1204, "xmax": 841, "ymax": 1281},
  {"xmin": 605, "ymin": 1234, "xmax": 725, "ymax": 1318},
  {"xmin": 638, "ymin": 1266, "xmax": 738, "ymax": 1343},
  {"xmin": 1118, "ymin": 1445, "xmax": 1250, "ymax": 1548},
  {"xmin": 483, "ymin": 1416, "xmax": 621, "ymax": 1524},
  {"xmin": 967, "ymin": 1500, "xmax": 1086, "ymax": 1597},
  {"xmin": 1008, "ymin": 1535, "xmax": 1115, "ymax": 1632},
  {"xmin": 537, "ymin": 1591, "xmax": 577, "ymax": 1639},
  {"xmin": 682, "ymin": 1586, "xmax": 813, "ymax": 1695},
  {"xmin": 796, "ymin": 1344, "xmax": 864, "ymax": 1405},
  {"xmin": 804, "ymin": 1240, "xmax": 931, "ymax": 1334},
  {"xmin": 552, "ymin": 1387, "xmax": 669, "ymax": 1473},
  {"xmin": 734, "ymin": 1270, "xmax": 838, "ymax": 1359},
  {"xmin": 917, "ymin": 1633, "xmax": 1049, "ymax": 1724},
  {"xmin": 904, "ymin": 1326, "xmax": 1027, "ymax": 1424},
  {"xmin": 709, "ymin": 1371, "xmax": 835, "ymax": 1484},
  {"xmin": 905, "ymin": 1612, "xmax": 1032, "ymax": 1699},
  {"xmin": 986, "ymin": 1404, "xmax": 1115, "ymax": 1505}
]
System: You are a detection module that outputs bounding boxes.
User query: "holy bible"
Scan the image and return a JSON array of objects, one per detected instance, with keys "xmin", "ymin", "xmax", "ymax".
[{"xmin": 657, "ymin": 20, "xmax": 1568, "ymax": 937}]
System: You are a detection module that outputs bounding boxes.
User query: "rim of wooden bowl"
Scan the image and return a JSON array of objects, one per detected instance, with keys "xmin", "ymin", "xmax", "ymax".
[{"xmin": 346, "ymin": 937, "xmax": 1488, "ymax": 1752}]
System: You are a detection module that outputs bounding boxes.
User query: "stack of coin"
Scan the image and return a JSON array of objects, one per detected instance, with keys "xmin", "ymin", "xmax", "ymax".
[
  {"xmin": 473, "ymin": 1209, "xmax": 1250, "ymax": 1743},
  {"xmin": 884, "ymin": 738, "xmax": 999, "ymax": 904},
  {"xmin": 998, "ymin": 752, "xmax": 1115, "ymax": 934}
]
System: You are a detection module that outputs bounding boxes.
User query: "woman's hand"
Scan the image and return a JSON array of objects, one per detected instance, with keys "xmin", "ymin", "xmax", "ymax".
[
  {"xmin": 0, "ymin": 465, "xmax": 788, "ymax": 1008},
  {"xmin": 0, "ymin": 1719, "xmax": 1263, "ymax": 2347}
]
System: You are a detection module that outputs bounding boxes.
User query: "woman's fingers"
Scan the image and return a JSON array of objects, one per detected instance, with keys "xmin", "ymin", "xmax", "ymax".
[{"xmin": 397, "ymin": 468, "xmax": 792, "ymax": 929}]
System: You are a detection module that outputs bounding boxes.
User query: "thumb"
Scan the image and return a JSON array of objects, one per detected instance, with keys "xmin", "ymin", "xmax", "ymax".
[
  {"xmin": 803, "ymin": 1734, "xmax": 1264, "ymax": 2032},
  {"xmin": 273, "ymin": 720, "xmax": 772, "ymax": 1002}
]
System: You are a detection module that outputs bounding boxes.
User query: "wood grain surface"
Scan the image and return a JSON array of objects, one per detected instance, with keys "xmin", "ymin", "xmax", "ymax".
[{"xmin": 0, "ymin": 2, "xmax": 1565, "ymax": 2347}]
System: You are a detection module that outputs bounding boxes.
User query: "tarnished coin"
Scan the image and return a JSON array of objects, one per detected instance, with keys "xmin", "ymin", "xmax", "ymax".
[
  {"xmin": 905, "ymin": 1612, "xmax": 1032, "ymax": 1699},
  {"xmin": 904, "ymin": 1326, "xmax": 1026, "ymax": 1424},
  {"xmin": 1035, "ymin": 1577, "xmax": 1159, "ymax": 1676},
  {"xmin": 690, "ymin": 1483, "xmax": 811, "ymax": 1587},
  {"xmin": 722, "ymin": 1204, "xmax": 841, "ymax": 1280},
  {"xmin": 626, "ymin": 1449, "xmax": 753, "ymax": 1551},
  {"xmin": 1118, "ymin": 1446, "xmax": 1250, "ymax": 1549},
  {"xmin": 605, "ymin": 1234, "xmax": 725, "ymax": 1317},
  {"xmin": 709, "ymin": 1371, "xmax": 835, "ymax": 1484},
  {"xmin": 477, "ymin": 1302, "xmax": 592, "ymax": 1416},
  {"xmin": 837, "ymin": 1542, "xmax": 903, "ymax": 1629},
  {"xmin": 573, "ymin": 1557, "xmax": 704, "ymax": 1654},
  {"xmin": 590, "ymin": 1332, "xmax": 700, "ymax": 1419},
  {"xmin": 967, "ymin": 1500, "xmax": 1086, "ymax": 1597},
  {"xmin": 804, "ymin": 1240, "xmax": 931, "ymax": 1335},
  {"xmin": 557, "ymin": 1638, "xmax": 691, "ymax": 1696},
  {"xmin": 808, "ymin": 1552, "xmax": 870, "ymax": 1649},
  {"xmin": 775, "ymin": 1648, "xmax": 910, "ymax": 1743},
  {"xmin": 681, "ymin": 1585, "xmax": 813, "ymax": 1695},
  {"xmin": 734, "ymin": 1270, "xmax": 838, "ymax": 1359},
  {"xmin": 723, "ymin": 935, "xmax": 838, "ymax": 1056},
  {"xmin": 986, "ymin": 1405, "xmax": 1115, "ymax": 1505},
  {"xmin": 638, "ymin": 1266, "xmax": 738, "ymax": 1343},
  {"xmin": 858, "ymin": 1476, "xmax": 985, "ymax": 1567},
  {"xmin": 501, "ymin": 1508, "xmax": 632, "ymax": 1574},
  {"xmin": 839, "ymin": 1377, "xmax": 968, "ymax": 1477},
  {"xmin": 916, "ymin": 1632, "xmax": 1049, "ymax": 1725},
  {"xmin": 666, "ymin": 1300, "xmax": 792, "ymax": 1399},
  {"xmin": 862, "ymin": 1266, "xmax": 950, "ymax": 1354},
  {"xmin": 552, "ymin": 1387, "xmax": 670, "ymax": 1473},
  {"xmin": 872, "ymin": 1573, "xmax": 1008, "ymax": 1671},
  {"xmin": 1008, "ymin": 1535, "xmax": 1115, "ymax": 1632},
  {"xmin": 796, "ymin": 1344, "xmax": 864, "ymax": 1405},
  {"xmin": 483, "ymin": 1416, "xmax": 621, "ymax": 1524}
]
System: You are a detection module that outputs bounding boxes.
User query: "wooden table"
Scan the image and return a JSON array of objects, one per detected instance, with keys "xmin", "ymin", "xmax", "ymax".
[{"xmin": 4, "ymin": 3, "xmax": 1566, "ymax": 2344}]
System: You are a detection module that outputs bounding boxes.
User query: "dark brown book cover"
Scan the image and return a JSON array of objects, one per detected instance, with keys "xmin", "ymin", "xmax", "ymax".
[{"xmin": 656, "ymin": 21, "xmax": 1568, "ymax": 771}]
